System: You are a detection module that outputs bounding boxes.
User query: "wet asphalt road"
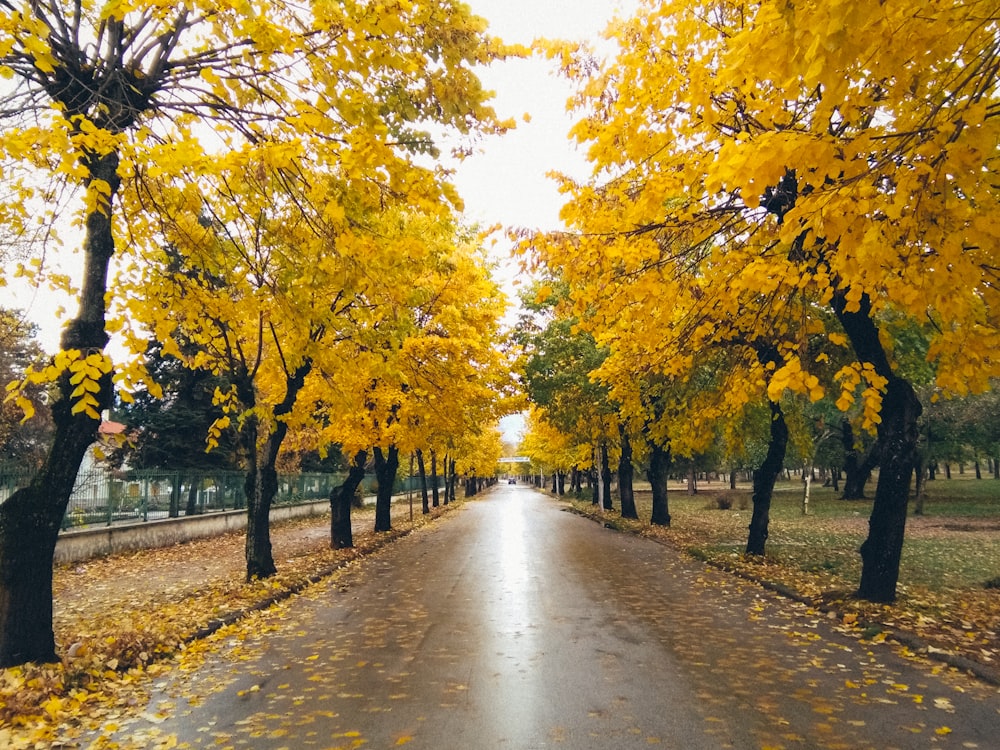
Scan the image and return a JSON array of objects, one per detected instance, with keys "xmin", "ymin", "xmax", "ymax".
[{"xmin": 124, "ymin": 485, "xmax": 999, "ymax": 749}]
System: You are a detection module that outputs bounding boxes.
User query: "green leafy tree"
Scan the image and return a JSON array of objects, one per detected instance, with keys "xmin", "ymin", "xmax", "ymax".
[{"xmin": 109, "ymin": 340, "xmax": 239, "ymax": 473}]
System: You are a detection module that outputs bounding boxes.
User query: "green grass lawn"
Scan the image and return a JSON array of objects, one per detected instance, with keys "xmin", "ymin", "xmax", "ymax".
[{"xmin": 577, "ymin": 475, "xmax": 1000, "ymax": 594}]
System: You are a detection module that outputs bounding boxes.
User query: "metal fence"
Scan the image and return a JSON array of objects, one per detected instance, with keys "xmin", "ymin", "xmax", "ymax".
[{"xmin": 0, "ymin": 465, "xmax": 438, "ymax": 530}]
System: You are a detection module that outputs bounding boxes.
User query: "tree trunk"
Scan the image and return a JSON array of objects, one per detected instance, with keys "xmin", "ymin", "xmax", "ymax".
[
  {"xmin": 840, "ymin": 418, "xmax": 877, "ymax": 499},
  {"xmin": 416, "ymin": 449, "xmax": 430, "ymax": 514},
  {"xmin": 618, "ymin": 425, "xmax": 638, "ymax": 520},
  {"xmin": 647, "ymin": 440, "xmax": 671, "ymax": 527},
  {"xmin": 244, "ymin": 361, "xmax": 311, "ymax": 580},
  {"xmin": 745, "ymin": 400, "xmax": 789, "ymax": 556},
  {"xmin": 912, "ymin": 453, "xmax": 926, "ymax": 516},
  {"xmin": 0, "ymin": 411, "xmax": 101, "ymax": 665},
  {"xmin": 0, "ymin": 416, "xmax": 101, "ymax": 666},
  {"xmin": 373, "ymin": 445, "xmax": 399, "ymax": 532},
  {"xmin": 330, "ymin": 450, "xmax": 366, "ymax": 549},
  {"xmin": 0, "ymin": 150, "xmax": 119, "ymax": 667},
  {"xmin": 169, "ymin": 473, "xmax": 182, "ymax": 518},
  {"xmin": 185, "ymin": 479, "xmax": 199, "ymax": 515},
  {"xmin": 449, "ymin": 458, "xmax": 458, "ymax": 503},
  {"xmin": 856, "ymin": 373, "xmax": 921, "ymax": 601},
  {"xmin": 600, "ymin": 442, "xmax": 613, "ymax": 510},
  {"xmin": 244, "ymin": 446, "xmax": 277, "ymax": 580},
  {"xmin": 590, "ymin": 458, "xmax": 600, "ymax": 505},
  {"xmin": 430, "ymin": 450, "xmax": 440, "ymax": 507},
  {"xmin": 686, "ymin": 465, "xmax": 697, "ymax": 495},
  {"xmin": 834, "ymin": 289, "xmax": 922, "ymax": 603}
]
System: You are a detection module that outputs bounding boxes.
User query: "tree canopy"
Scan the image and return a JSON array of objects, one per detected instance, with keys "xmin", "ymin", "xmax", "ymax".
[
  {"xmin": 521, "ymin": 0, "xmax": 1000, "ymax": 602},
  {"xmin": 0, "ymin": 0, "xmax": 518, "ymax": 666}
]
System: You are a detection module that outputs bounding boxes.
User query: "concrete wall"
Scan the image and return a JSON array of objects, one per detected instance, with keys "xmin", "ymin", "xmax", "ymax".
[{"xmin": 55, "ymin": 500, "xmax": 330, "ymax": 564}]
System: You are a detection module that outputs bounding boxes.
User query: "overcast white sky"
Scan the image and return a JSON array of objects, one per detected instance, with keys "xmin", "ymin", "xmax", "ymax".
[
  {"xmin": 456, "ymin": 0, "xmax": 636, "ymax": 232},
  {"xmin": 457, "ymin": 0, "xmax": 639, "ymax": 442}
]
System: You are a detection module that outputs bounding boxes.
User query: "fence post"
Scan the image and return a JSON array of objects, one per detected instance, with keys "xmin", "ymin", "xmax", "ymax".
[{"xmin": 105, "ymin": 471, "xmax": 113, "ymax": 527}]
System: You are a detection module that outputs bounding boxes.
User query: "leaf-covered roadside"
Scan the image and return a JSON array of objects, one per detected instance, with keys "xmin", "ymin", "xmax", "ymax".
[
  {"xmin": 567, "ymin": 494, "xmax": 1000, "ymax": 685},
  {"xmin": 0, "ymin": 502, "xmax": 458, "ymax": 747}
]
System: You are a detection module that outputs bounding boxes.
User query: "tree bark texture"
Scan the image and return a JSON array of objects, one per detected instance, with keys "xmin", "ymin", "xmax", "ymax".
[
  {"xmin": 618, "ymin": 425, "xmax": 638, "ymax": 520},
  {"xmin": 647, "ymin": 440, "xmax": 672, "ymax": 527},
  {"xmin": 745, "ymin": 400, "xmax": 789, "ymax": 556},
  {"xmin": 0, "ymin": 150, "xmax": 119, "ymax": 667},
  {"xmin": 834, "ymin": 290, "xmax": 922, "ymax": 603},
  {"xmin": 330, "ymin": 450, "xmax": 366, "ymax": 549},
  {"xmin": 373, "ymin": 445, "xmax": 399, "ymax": 532}
]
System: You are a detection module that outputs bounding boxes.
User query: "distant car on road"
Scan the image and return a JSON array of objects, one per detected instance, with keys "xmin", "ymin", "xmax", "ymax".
[{"xmin": 508, "ymin": 478, "xmax": 516, "ymax": 484}]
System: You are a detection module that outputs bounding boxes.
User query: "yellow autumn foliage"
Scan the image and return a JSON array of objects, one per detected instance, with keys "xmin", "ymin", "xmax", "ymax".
[{"xmin": 525, "ymin": 0, "xmax": 999, "ymax": 446}]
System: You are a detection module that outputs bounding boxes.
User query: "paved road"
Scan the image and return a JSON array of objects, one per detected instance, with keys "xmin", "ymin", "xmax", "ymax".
[{"xmin": 112, "ymin": 485, "xmax": 998, "ymax": 749}]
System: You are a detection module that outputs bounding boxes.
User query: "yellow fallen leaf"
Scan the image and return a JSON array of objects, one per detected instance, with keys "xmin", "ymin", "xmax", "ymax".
[
  {"xmin": 936, "ymin": 726, "xmax": 952, "ymax": 735},
  {"xmin": 41, "ymin": 695, "xmax": 64, "ymax": 719}
]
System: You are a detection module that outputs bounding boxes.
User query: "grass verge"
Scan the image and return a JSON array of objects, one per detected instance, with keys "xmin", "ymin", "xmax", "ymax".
[{"xmin": 565, "ymin": 477, "xmax": 1000, "ymax": 685}]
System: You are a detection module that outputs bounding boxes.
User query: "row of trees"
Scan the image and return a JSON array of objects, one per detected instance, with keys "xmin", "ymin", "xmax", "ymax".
[
  {"xmin": 517, "ymin": 0, "xmax": 999, "ymax": 604},
  {"xmin": 516, "ymin": 287, "xmax": 1000, "ymax": 504},
  {"xmin": 0, "ymin": 0, "xmax": 517, "ymax": 667}
]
